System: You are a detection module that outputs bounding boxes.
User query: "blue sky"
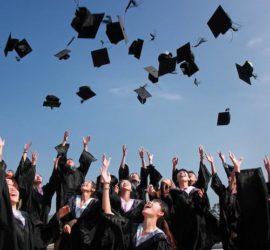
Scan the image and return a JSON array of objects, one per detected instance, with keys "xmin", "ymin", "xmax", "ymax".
[{"xmin": 0, "ymin": 0, "xmax": 270, "ymax": 209}]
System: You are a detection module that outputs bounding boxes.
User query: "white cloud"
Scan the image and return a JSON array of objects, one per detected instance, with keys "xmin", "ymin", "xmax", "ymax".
[
  {"xmin": 155, "ymin": 92, "xmax": 182, "ymax": 101},
  {"xmin": 247, "ymin": 37, "xmax": 263, "ymax": 48}
]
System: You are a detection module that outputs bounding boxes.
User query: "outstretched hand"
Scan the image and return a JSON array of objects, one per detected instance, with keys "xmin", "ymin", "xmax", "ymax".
[
  {"xmin": 147, "ymin": 151, "xmax": 154, "ymax": 164},
  {"xmin": 229, "ymin": 152, "xmax": 243, "ymax": 172},
  {"xmin": 0, "ymin": 137, "xmax": 5, "ymax": 148},
  {"xmin": 101, "ymin": 154, "xmax": 111, "ymax": 184},
  {"xmin": 205, "ymin": 153, "xmax": 214, "ymax": 165},
  {"xmin": 63, "ymin": 131, "xmax": 69, "ymax": 142},
  {"xmin": 83, "ymin": 136, "xmax": 91, "ymax": 151},
  {"xmin": 139, "ymin": 147, "xmax": 144, "ymax": 159},
  {"xmin": 264, "ymin": 156, "xmax": 270, "ymax": 173},
  {"xmin": 31, "ymin": 151, "xmax": 39, "ymax": 166},
  {"xmin": 199, "ymin": 145, "xmax": 204, "ymax": 160},
  {"xmin": 217, "ymin": 151, "xmax": 225, "ymax": 163},
  {"xmin": 24, "ymin": 142, "xmax": 32, "ymax": 153},
  {"xmin": 172, "ymin": 157, "xmax": 179, "ymax": 168},
  {"xmin": 122, "ymin": 145, "xmax": 127, "ymax": 156}
]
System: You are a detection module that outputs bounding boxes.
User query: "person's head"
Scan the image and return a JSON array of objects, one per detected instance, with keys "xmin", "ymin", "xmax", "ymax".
[
  {"xmin": 6, "ymin": 178, "xmax": 19, "ymax": 207},
  {"xmin": 34, "ymin": 174, "xmax": 43, "ymax": 185},
  {"xmin": 119, "ymin": 180, "xmax": 132, "ymax": 192},
  {"xmin": 5, "ymin": 169, "xmax": 14, "ymax": 179},
  {"xmin": 188, "ymin": 171, "xmax": 197, "ymax": 186},
  {"xmin": 176, "ymin": 169, "xmax": 190, "ymax": 184},
  {"xmin": 81, "ymin": 181, "xmax": 95, "ymax": 193},
  {"xmin": 142, "ymin": 199, "xmax": 168, "ymax": 220},
  {"xmin": 129, "ymin": 172, "xmax": 140, "ymax": 186},
  {"xmin": 160, "ymin": 178, "xmax": 173, "ymax": 195},
  {"xmin": 66, "ymin": 158, "xmax": 75, "ymax": 168}
]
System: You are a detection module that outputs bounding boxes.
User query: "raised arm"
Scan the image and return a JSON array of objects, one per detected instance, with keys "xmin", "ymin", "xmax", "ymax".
[
  {"xmin": 205, "ymin": 153, "xmax": 216, "ymax": 176},
  {"xmin": 172, "ymin": 156, "xmax": 179, "ymax": 184},
  {"xmin": 139, "ymin": 147, "xmax": 146, "ymax": 169},
  {"xmin": 118, "ymin": 145, "xmax": 129, "ymax": 181},
  {"xmin": 146, "ymin": 151, "xmax": 162, "ymax": 188},
  {"xmin": 78, "ymin": 135, "xmax": 97, "ymax": 177},
  {"xmin": 199, "ymin": 145, "xmax": 204, "ymax": 164},
  {"xmin": 229, "ymin": 152, "xmax": 243, "ymax": 174},
  {"xmin": 264, "ymin": 156, "xmax": 270, "ymax": 182},
  {"xmin": 55, "ymin": 131, "xmax": 70, "ymax": 159},
  {"xmin": 101, "ymin": 154, "xmax": 113, "ymax": 215},
  {"xmin": 0, "ymin": 137, "xmax": 7, "ymax": 170}
]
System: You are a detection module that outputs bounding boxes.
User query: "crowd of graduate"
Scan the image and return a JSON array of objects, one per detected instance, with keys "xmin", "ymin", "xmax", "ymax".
[{"xmin": 1, "ymin": 131, "xmax": 270, "ymax": 250}]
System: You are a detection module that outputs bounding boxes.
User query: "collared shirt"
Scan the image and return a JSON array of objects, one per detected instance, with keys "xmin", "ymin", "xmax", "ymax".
[
  {"xmin": 75, "ymin": 195, "xmax": 93, "ymax": 218},
  {"xmin": 12, "ymin": 208, "xmax": 26, "ymax": 227},
  {"xmin": 135, "ymin": 223, "xmax": 165, "ymax": 247},
  {"xmin": 120, "ymin": 197, "xmax": 134, "ymax": 212},
  {"xmin": 179, "ymin": 185, "xmax": 198, "ymax": 195}
]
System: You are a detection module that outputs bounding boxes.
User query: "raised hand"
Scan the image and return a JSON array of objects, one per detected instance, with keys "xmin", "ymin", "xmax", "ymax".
[
  {"xmin": 172, "ymin": 157, "xmax": 179, "ymax": 169},
  {"xmin": 139, "ymin": 147, "xmax": 144, "ymax": 159},
  {"xmin": 31, "ymin": 151, "xmax": 39, "ymax": 166},
  {"xmin": 63, "ymin": 224, "xmax": 72, "ymax": 234},
  {"xmin": 146, "ymin": 184, "xmax": 156, "ymax": 197},
  {"xmin": 199, "ymin": 145, "xmax": 204, "ymax": 161},
  {"xmin": 147, "ymin": 151, "xmax": 154, "ymax": 165},
  {"xmin": 217, "ymin": 151, "xmax": 225, "ymax": 163},
  {"xmin": 83, "ymin": 135, "xmax": 91, "ymax": 151},
  {"xmin": 229, "ymin": 152, "xmax": 243, "ymax": 173},
  {"xmin": 23, "ymin": 142, "xmax": 32, "ymax": 153},
  {"xmin": 101, "ymin": 154, "xmax": 111, "ymax": 184},
  {"xmin": 63, "ymin": 131, "xmax": 69, "ymax": 142},
  {"xmin": 0, "ymin": 137, "xmax": 5, "ymax": 148},
  {"xmin": 205, "ymin": 153, "xmax": 214, "ymax": 165},
  {"xmin": 122, "ymin": 144, "xmax": 127, "ymax": 157},
  {"xmin": 264, "ymin": 156, "xmax": 270, "ymax": 172}
]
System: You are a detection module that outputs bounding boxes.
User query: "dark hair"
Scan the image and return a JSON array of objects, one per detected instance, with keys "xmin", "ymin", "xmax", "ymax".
[
  {"xmin": 152, "ymin": 199, "xmax": 169, "ymax": 218},
  {"xmin": 188, "ymin": 170, "xmax": 197, "ymax": 177}
]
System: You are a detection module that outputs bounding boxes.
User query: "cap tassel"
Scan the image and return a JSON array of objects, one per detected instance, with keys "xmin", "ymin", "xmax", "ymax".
[{"xmin": 192, "ymin": 37, "xmax": 207, "ymax": 48}]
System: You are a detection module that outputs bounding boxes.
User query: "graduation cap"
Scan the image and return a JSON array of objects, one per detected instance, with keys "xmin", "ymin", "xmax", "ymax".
[
  {"xmin": 180, "ymin": 61, "xmax": 199, "ymax": 77},
  {"xmin": 71, "ymin": 7, "xmax": 104, "ymax": 39},
  {"xmin": 106, "ymin": 15, "xmax": 128, "ymax": 45},
  {"xmin": 14, "ymin": 39, "xmax": 32, "ymax": 58},
  {"xmin": 128, "ymin": 39, "xmax": 144, "ymax": 59},
  {"xmin": 207, "ymin": 5, "xmax": 237, "ymax": 38},
  {"xmin": 4, "ymin": 33, "xmax": 19, "ymax": 57},
  {"xmin": 54, "ymin": 49, "xmax": 71, "ymax": 60},
  {"xmin": 176, "ymin": 42, "xmax": 195, "ymax": 64},
  {"xmin": 43, "ymin": 95, "xmax": 61, "ymax": 109},
  {"xmin": 158, "ymin": 52, "xmax": 177, "ymax": 77},
  {"xmin": 217, "ymin": 108, "xmax": 231, "ymax": 126},
  {"xmin": 134, "ymin": 85, "xmax": 152, "ymax": 104},
  {"xmin": 125, "ymin": 0, "xmax": 139, "ymax": 13},
  {"xmin": 144, "ymin": 66, "xmax": 159, "ymax": 84},
  {"xmin": 91, "ymin": 48, "xmax": 110, "ymax": 67},
  {"xmin": 76, "ymin": 86, "xmax": 96, "ymax": 103},
  {"xmin": 236, "ymin": 61, "xmax": 256, "ymax": 85}
]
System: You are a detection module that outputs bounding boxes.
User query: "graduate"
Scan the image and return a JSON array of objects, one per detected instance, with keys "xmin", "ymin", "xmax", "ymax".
[
  {"xmin": 206, "ymin": 152, "xmax": 241, "ymax": 250},
  {"xmin": 54, "ymin": 131, "xmax": 97, "ymax": 210},
  {"xmin": 59, "ymin": 180, "xmax": 100, "ymax": 250},
  {"xmin": 101, "ymin": 154, "xmax": 173, "ymax": 250},
  {"xmin": 15, "ymin": 142, "xmax": 58, "ymax": 224}
]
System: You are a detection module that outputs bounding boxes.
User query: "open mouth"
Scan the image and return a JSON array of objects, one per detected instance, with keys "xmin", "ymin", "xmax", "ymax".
[{"xmin": 144, "ymin": 202, "xmax": 153, "ymax": 209}]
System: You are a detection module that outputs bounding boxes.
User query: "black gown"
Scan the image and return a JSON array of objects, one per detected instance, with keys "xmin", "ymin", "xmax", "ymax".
[
  {"xmin": 101, "ymin": 212, "xmax": 172, "ymax": 250},
  {"xmin": 59, "ymin": 195, "xmax": 101, "ymax": 250},
  {"xmin": 211, "ymin": 173, "xmax": 240, "ymax": 250},
  {"xmin": 170, "ymin": 187, "xmax": 207, "ymax": 250},
  {"xmin": 54, "ymin": 143, "xmax": 97, "ymax": 210},
  {"xmin": 15, "ymin": 156, "xmax": 58, "ymax": 224},
  {"xmin": 0, "ymin": 168, "xmax": 63, "ymax": 250}
]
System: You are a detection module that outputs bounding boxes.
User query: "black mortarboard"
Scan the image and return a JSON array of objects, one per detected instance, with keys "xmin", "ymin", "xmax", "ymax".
[
  {"xmin": 54, "ymin": 49, "xmax": 71, "ymax": 60},
  {"xmin": 128, "ymin": 39, "xmax": 144, "ymax": 59},
  {"xmin": 158, "ymin": 52, "xmax": 177, "ymax": 77},
  {"xmin": 91, "ymin": 48, "xmax": 110, "ymax": 68},
  {"xmin": 176, "ymin": 42, "xmax": 195, "ymax": 64},
  {"xmin": 14, "ymin": 39, "xmax": 32, "ymax": 58},
  {"xmin": 217, "ymin": 108, "xmax": 231, "ymax": 126},
  {"xmin": 43, "ymin": 95, "xmax": 61, "ymax": 109},
  {"xmin": 180, "ymin": 61, "xmax": 199, "ymax": 77},
  {"xmin": 134, "ymin": 86, "xmax": 152, "ymax": 104},
  {"xmin": 144, "ymin": 66, "xmax": 159, "ymax": 84},
  {"xmin": 236, "ymin": 61, "xmax": 255, "ymax": 85},
  {"xmin": 76, "ymin": 86, "xmax": 96, "ymax": 103},
  {"xmin": 207, "ymin": 5, "xmax": 234, "ymax": 38},
  {"xmin": 106, "ymin": 16, "xmax": 128, "ymax": 45},
  {"xmin": 4, "ymin": 33, "xmax": 19, "ymax": 57},
  {"xmin": 71, "ymin": 7, "xmax": 104, "ymax": 39}
]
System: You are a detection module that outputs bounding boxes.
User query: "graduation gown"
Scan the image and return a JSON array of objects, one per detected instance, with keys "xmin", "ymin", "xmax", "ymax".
[
  {"xmin": 211, "ymin": 173, "xmax": 240, "ymax": 250},
  {"xmin": 55, "ymin": 143, "xmax": 97, "ymax": 210},
  {"xmin": 15, "ymin": 157, "xmax": 58, "ymax": 224},
  {"xmin": 170, "ymin": 187, "xmax": 206, "ymax": 250},
  {"xmin": 59, "ymin": 196, "xmax": 101, "ymax": 250},
  {"xmin": 119, "ymin": 198, "xmax": 145, "ymax": 223},
  {"xmin": 236, "ymin": 168, "xmax": 270, "ymax": 250},
  {"xmin": 0, "ymin": 169, "xmax": 63, "ymax": 250},
  {"xmin": 101, "ymin": 213, "xmax": 172, "ymax": 250}
]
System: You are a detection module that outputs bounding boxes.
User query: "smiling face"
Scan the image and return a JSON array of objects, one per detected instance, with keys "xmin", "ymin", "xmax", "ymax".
[
  {"xmin": 81, "ymin": 181, "xmax": 93, "ymax": 193},
  {"xmin": 120, "ymin": 180, "xmax": 132, "ymax": 192},
  {"xmin": 177, "ymin": 169, "xmax": 190, "ymax": 183},
  {"xmin": 6, "ymin": 178, "xmax": 19, "ymax": 206},
  {"xmin": 66, "ymin": 159, "xmax": 75, "ymax": 167},
  {"xmin": 34, "ymin": 174, "xmax": 43, "ymax": 184},
  {"xmin": 142, "ymin": 200, "xmax": 165, "ymax": 219},
  {"xmin": 188, "ymin": 172, "xmax": 197, "ymax": 186},
  {"xmin": 160, "ymin": 179, "xmax": 172, "ymax": 195},
  {"xmin": 129, "ymin": 172, "xmax": 140, "ymax": 184}
]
